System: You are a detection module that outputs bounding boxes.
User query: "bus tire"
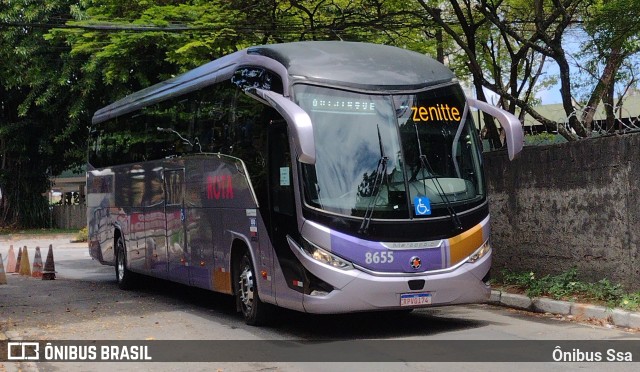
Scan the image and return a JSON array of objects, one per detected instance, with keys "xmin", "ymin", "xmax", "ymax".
[
  {"xmin": 115, "ymin": 235, "xmax": 134, "ymax": 290},
  {"xmin": 235, "ymin": 250, "xmax": 270, "ymax": 326}
]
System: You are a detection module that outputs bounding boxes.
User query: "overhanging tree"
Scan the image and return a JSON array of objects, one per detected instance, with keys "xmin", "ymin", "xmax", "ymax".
[
  {"xmin": 0, "ymin": 0, "xmax": 80, "ymax": 227},
  {"xmin": 5, "ymin": 0, "xmax": 638, "ymax": 227},
  {"xmin": 578, "ymin": 0, "xmax": 640, "ymax": 133},
  {"xmin": 476, "ymin": 0, "xmax": 640, "ymax": 139}
]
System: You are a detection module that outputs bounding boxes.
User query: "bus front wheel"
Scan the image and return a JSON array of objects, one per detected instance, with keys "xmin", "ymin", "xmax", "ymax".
[{"xmin": 235, "ymin": 251, "xmax": 269, "ymax": 326}]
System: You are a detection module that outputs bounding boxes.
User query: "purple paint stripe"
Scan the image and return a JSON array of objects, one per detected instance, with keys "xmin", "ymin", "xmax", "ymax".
[{"xmin": 329, "ymin": 229, "xmax": 444, "ymax": 272}]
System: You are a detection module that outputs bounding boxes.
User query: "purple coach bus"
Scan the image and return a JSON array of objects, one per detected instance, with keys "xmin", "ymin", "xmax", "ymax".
[{"xmin": 87, "ymin": 41, "xmax": 523, "ymax": 325}]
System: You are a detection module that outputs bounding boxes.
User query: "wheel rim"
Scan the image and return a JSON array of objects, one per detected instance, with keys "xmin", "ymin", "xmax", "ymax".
[
  {"xmin": 238, "ymin": 262, "xmax": 254, "ymax": 314},
  {"xmin": 117, "ymin": 242, "xmax": 124, "ymax": 282}
]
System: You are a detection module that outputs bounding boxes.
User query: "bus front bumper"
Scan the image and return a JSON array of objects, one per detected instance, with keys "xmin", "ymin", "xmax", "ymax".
[{"xmin": 294, "ymin": 246, "xmax": 492, "ymax": 314}]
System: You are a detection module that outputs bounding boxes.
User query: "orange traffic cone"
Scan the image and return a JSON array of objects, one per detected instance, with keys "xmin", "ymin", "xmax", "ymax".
[
  {"xmin": 19, "ymin": 246, "xmax": 31, "ymax": 276},
  {"xmin": 32, "ymin": 246, "xmax": 43, "ymax": 278},
  {"xmin": 42, "ymin": 244, "xmax": 56, "ymax": 280},
  {"xmin": 0, "ymin": 253, "xmax": 7, "ymax": 285},
  {"xmin": 6, "ymin": 245, "xmax": 17, "ymax": 273},
  {"xmin": 15, "ymin": 247, "xmax": 22, "ymax": 274}
]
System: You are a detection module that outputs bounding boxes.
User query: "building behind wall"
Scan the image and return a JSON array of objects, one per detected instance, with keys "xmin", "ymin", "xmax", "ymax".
[
  {"xmin": 475, "ymin": 92, "xmax": 640, "ymax": 146},
  {"xmin": 49, "ymin": 167, "xmax": 86, "ymax": 229}
]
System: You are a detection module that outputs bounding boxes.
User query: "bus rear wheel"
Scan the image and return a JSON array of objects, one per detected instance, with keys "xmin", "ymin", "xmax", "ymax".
[
  {"xmin": 235, "ymin": 251, "xmax": 269, "ymax": 326},
  {"xmin": 115, "ymin": 236, "xmax": 134, "ymax": 290}
]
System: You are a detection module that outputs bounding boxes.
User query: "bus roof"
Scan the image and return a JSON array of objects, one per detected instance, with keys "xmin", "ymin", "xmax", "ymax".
[
  {"xmin": 247, "ymin": 41, "xmax": 453, "ymax": 90},
  {"xmin": 93, "ymin": 41, "xmax": 454, "ymax": 124}
]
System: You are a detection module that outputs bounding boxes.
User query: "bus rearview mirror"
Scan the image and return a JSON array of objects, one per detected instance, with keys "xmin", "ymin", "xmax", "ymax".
[
  {"xmin": 467, "ymin": 97, "xmax": 524, "ymax": 161},
  {"xmin": 245, "ymin": 88, "xmax": 316, "ymax": 165}
]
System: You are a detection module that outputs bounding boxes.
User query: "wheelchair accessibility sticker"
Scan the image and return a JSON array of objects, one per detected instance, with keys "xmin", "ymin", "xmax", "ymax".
[{"xmin": 414, "ymin": 197, "xmax": 431, "ymax": 216}]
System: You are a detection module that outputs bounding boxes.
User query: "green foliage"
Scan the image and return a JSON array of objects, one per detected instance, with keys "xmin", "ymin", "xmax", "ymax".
[
  {"xmin": 620, "ymin": 293, "xmax": 640, "ymax": 311},
  {"xmin": 499, "ymin": 268, "xmax": 639, "ymax": 311},
  {"xmin": 524, "ymin": 133, "xmax": 566, "ymax": 146},
  {"xmin": 2, "ymin": 0, "xmax": 439, "ymax": 228},
  {"xmin": 570, "ymin": 0, "xmax": 640, "ymax": 106},
  {"xmin": 0, "ymin": 0, "xmax": 79, "ymax": 227},
  {"xmin": 75, "ymin": 226, "xmax": 89, "ymax": 242},
  {"xmin": 583, "ymin": 0, "xmax": 640, "ymax": 49}
]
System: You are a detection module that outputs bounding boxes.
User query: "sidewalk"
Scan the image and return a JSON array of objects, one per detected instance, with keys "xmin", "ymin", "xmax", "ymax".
[
  {"xmin": 490, "ymin": 289, "xmax": 640, "ymax": 331},
  {"xmin": 0, "ymin": 234, "xmax": 86, "ymax": 250}
]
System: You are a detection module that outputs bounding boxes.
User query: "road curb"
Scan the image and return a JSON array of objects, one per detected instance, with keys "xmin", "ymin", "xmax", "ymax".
[{"xmin": 491, "ymin": 290, "xmax": 640, "ymax": 330}]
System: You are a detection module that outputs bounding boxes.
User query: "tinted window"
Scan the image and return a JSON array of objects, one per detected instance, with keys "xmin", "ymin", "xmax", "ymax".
[{"xmin": 89, "ymin": 69, "xmax": 283, "ymax": 170}]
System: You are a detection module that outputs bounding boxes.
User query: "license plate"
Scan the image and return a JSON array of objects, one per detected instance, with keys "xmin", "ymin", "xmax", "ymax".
[{"xmin": 400, "ymin": 292, "xmax": 432, "ymax": 307}]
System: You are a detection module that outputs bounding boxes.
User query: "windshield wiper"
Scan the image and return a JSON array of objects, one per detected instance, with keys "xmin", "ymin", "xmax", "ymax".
[
  {"xmin": 412, "ymin": 122, "xmax": 463, "ymax": 232},
  {"xmin": 359, "ymin": 125, "xmax": 388, "ymax": 235}
]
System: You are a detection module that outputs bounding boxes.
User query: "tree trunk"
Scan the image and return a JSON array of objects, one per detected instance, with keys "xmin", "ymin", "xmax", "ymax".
[
  {"xmin": 474, "ymin": 82, "xmax": 503, "ymax": 149},
  {"xmin": 604, "ymin": 81, "xmax": 616, "ymax": 132},
  {"xmin": 581, "ymin": 46, "xmax": 625, "ymax": 132},
  {"xmin": 555, "ymin": 51, "xmax": 589, "ymax": 138}
]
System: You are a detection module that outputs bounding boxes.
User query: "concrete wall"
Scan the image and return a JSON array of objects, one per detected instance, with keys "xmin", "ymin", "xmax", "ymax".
[
  {"xmin": 51, "ymin": 205, "xmax": 86, "ymax": 230},
  {"xmin": 484, "ymin": 133, "xmax": 640, "ymax": 290}
]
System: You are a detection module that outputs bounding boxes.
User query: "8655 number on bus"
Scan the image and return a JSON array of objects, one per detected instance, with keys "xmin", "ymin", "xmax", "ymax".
[{"xmin": 365, "ymin": 251, "xmax": 394, "ymax": 264}]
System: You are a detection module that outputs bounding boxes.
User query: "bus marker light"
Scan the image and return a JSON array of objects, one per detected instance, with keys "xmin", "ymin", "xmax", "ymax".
[
  {"xmin": 467, "ymin": 240, "xmax": 491, "ymax": 263},
  {"xmin": 261, "ymin": 270, "xmax": 267, "ymax": 279}
]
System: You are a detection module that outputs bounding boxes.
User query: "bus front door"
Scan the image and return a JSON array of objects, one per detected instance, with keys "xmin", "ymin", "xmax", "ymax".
[
  {"xmin": 267, "ymin": 122, "xmax": 303, "ymax": 300},
  {"xmin": 164, "ymin": 168, "xmax": 189, "ymax": 285}
]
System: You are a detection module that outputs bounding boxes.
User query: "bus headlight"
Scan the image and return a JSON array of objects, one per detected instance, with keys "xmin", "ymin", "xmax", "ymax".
[
  {"xmin": 301, "ymin": 239, "xmax": 354, "ymax": 270},
  {"xmin": 467, "ymin": 240, "xmax": 491, "ymax": 263}
]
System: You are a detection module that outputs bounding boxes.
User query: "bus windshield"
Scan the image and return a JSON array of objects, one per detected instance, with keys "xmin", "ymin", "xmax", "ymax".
[{"xmin": 295, "ymin": 84, "xmax": 485, "ymax": 219}]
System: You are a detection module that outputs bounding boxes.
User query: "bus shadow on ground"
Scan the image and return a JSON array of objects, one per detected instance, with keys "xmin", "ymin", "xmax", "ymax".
[{"xmin": 128, "ymin": 275, "xmax": 491, "ymax": 339}]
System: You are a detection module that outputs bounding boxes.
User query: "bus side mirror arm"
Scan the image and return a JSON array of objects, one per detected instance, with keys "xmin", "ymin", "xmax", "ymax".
[
  {"xmin": 467, "ymin": 97, "xmax": 524, "ymax": 161},
  {"xmin": 245, "ymin": 88, "xmax": 316, "ymax": 164}
]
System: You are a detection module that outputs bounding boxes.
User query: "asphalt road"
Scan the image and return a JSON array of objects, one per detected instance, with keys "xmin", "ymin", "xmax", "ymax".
[{"xmin": 1, "ymin": 235, "xmax": 638, "ymax": 371}]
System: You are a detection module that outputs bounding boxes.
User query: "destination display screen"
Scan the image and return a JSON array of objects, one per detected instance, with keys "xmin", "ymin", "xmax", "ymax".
[
  {"xmin": 302, "ymin": 93, "xmax": 462, "ymax": 124},
  {"xmin": 410, "ymin": 103, "xmax": 461, "ymax": 123},
  {"xmin": 306, "ymin": 97, "xmax": 378, "ymax": 114}
]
